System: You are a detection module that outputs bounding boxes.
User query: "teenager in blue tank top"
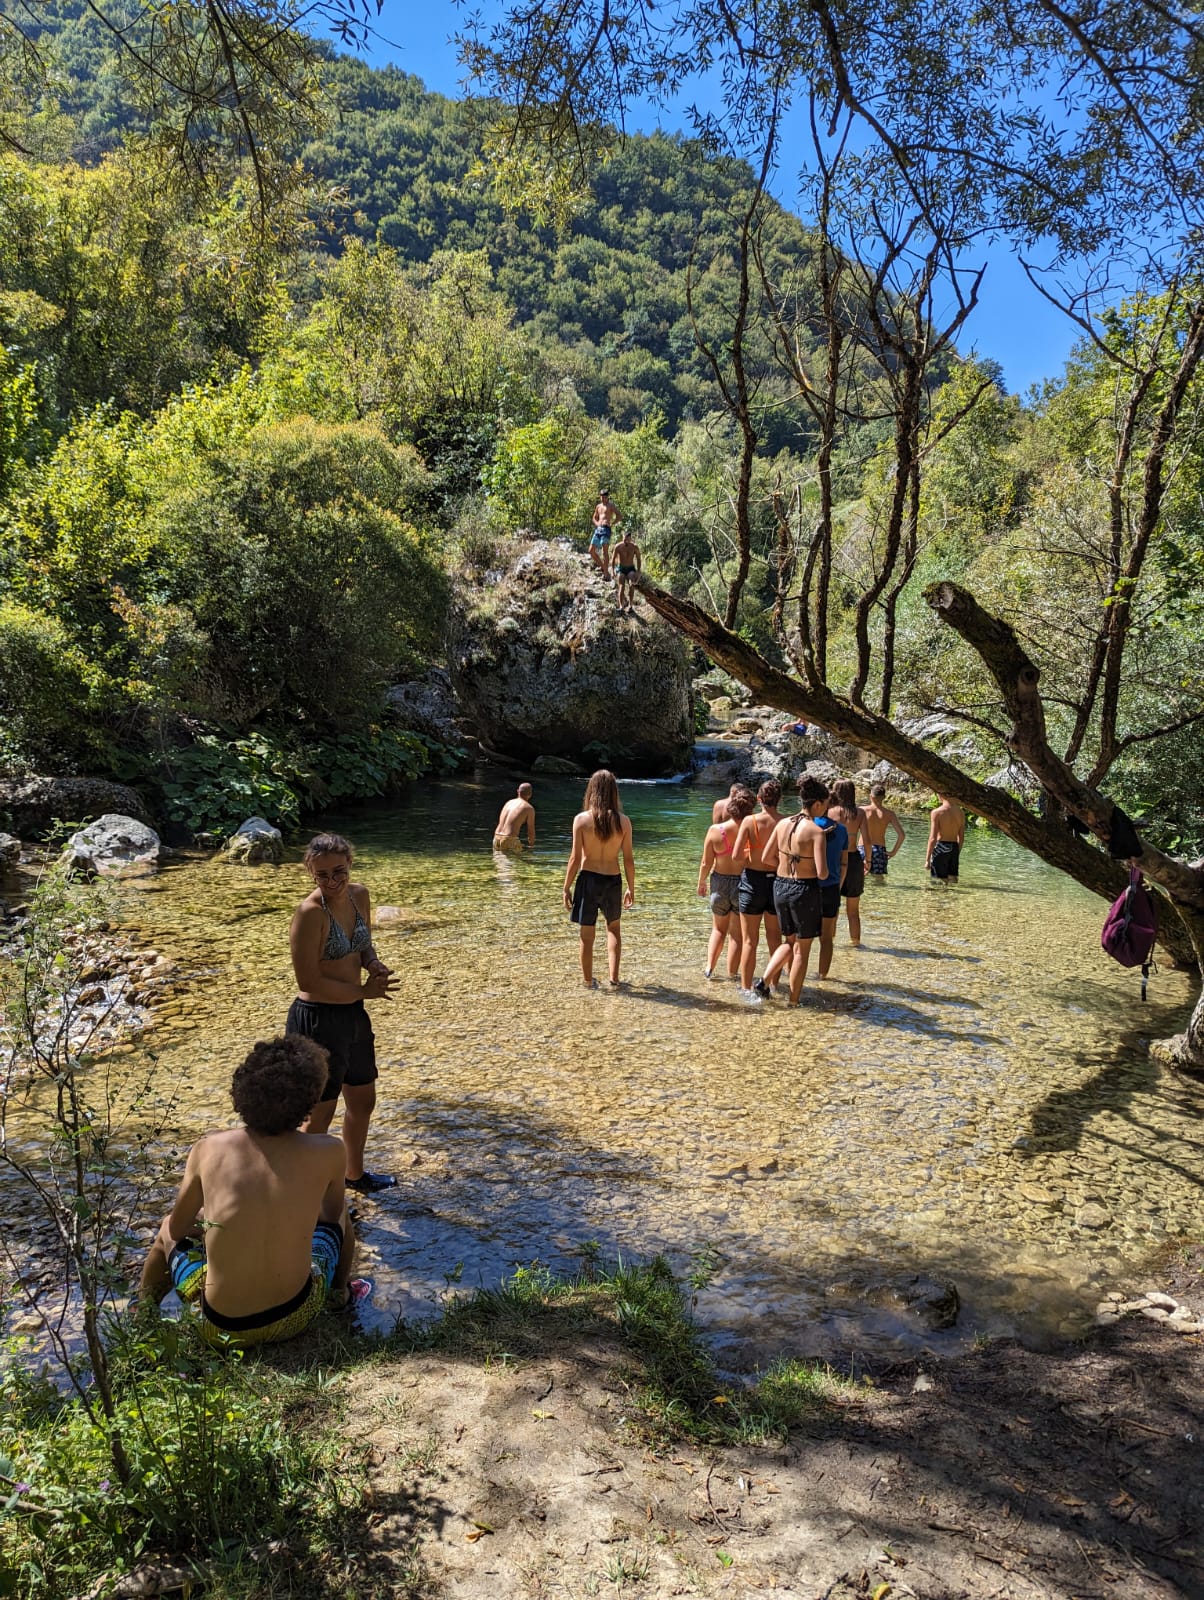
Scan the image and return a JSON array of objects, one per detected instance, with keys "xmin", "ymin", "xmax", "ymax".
[{"xmin": 814, "ymin": 801, "xmax": 848, "ymax": 979}]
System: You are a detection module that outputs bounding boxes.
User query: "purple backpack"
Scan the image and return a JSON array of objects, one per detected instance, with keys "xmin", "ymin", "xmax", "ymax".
[{"xmin": 1101, "ymin": 867, "xmax": 1157, "ymax": 999}]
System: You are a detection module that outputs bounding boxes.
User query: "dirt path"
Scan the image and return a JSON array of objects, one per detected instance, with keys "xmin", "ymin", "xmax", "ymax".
[{"xmin": 343, "ymin": 1258, "xmax": 1204, "ymax": 1599}]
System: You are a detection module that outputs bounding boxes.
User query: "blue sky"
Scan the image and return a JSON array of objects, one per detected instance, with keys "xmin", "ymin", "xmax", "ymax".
[{"xmin": 351, "ymin": 3, "xmax": 1078, "ymax": 397}]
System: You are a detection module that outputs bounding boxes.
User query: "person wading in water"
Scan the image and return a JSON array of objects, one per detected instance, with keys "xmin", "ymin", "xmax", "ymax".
[{"xmin": 563, "ymin": 769, "xmax": 635, "ymax": 988}]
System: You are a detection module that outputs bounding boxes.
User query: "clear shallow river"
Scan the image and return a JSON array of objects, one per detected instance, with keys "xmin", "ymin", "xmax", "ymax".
[{"xmin": 57, "ymin": 777, "xmax": 1204, "ymax": 1361}]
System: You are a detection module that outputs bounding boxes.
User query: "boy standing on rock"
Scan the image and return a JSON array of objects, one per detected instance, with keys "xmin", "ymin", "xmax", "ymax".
[
  {"xmin": 589, "ymin": 489, "xmax": 621, "ymax": 580},
  {"xmin": 612, "ymin": 529, "xmax": 642, "ymax": 613}
]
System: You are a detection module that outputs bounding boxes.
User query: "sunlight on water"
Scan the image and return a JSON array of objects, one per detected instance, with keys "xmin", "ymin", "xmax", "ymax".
[{"xmin": 12, "ymin": 776, "xmax": 1204, "ymax": 1361}]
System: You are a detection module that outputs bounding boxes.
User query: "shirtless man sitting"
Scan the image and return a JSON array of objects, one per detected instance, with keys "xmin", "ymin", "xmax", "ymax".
[
  {"xmin": 493, "ymin": 783, "xmax": 536, "ymax": 851},
  {"xmin": 563, "ymin": 768, "xmax": 635, "ymax": 988},
  {"xmin": 926, "ymin": 793, "xmax": 966, "ymax": 883},
  {"xmin": 139, "ymin": 1035, "xmax": 357, "ymax": 1346},
  {"xmin": 862, "ymin": 783, "xmax": 906, "ymax": 877}
]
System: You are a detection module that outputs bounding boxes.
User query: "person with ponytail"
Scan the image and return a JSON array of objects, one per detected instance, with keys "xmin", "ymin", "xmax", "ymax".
[{"xmin": 563, "ymin": 770, "xmax": 635, "ymax": 988}]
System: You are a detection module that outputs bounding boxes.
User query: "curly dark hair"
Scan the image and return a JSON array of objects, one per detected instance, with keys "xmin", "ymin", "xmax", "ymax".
[
  {"xmin": 723, "ymin": 785, "xmax": 758, "ymax": 822},
  {"xmin": 758, "ymin": 780, "xmax": 782, "ymax": 807},
  {"xmin": 798, "ymin": 775, "xmax": 830, "ymax": 805},
  {"xmin": 231, "ymin": 1036, "xmax": 329, "ymax": 1135}
]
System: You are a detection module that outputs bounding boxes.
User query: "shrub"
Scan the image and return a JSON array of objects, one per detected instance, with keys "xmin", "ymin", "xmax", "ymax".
[{"xmin": 0, "ymin": 599, "xmax": 99, "ymax": 769}]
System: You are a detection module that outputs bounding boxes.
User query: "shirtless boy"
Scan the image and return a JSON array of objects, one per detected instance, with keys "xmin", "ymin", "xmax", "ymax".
[
  {"xmin": 862, "ymin": 784, "xmax": 905, "ymax": 876},
  {"xmin": 563, "ymin": 768, "xmax": 635, "ymax": 988},
  {"xmin": 493, "ymin": 783, "xmax": 536, "ymax": 850},
  {"xmin": 139, "ymin": 1035, "xmax": 358, "ymax": 1346},
  {"xmin": 734, "ymin": 779, "xmax": 785, "ymax": 994},
  {"xmin": 589, "ymin": 489, "xmax": 621, "ymax": 581},
  {"xmin": 612, "ymin": 530, "xmax": 642, "ymax": 613},
  {"xmin": 926, "ymin": 793, "xmax": 966, "ymax": 882}
]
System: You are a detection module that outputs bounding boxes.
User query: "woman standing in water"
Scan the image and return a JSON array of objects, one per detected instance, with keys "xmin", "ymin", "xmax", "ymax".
[
  {"xmin": 697, "ymin": 785, "xmax": 757, "ymax": 980},
  {"xmin": 563, "ymin": 770, "xmax": 635, "ymax": 988},
  {"xmin": 829, "ymin": 780, "xmax": 867, "ymax": 947},
  {"xmin": 286, "ymin": 833, "xmax": 399, "ymax": 1194}
]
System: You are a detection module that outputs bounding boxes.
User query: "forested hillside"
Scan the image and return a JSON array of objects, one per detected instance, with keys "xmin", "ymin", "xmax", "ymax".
[{"xmin": 1, "ymin": 0, "xmax": 1202, "ymax": 868}]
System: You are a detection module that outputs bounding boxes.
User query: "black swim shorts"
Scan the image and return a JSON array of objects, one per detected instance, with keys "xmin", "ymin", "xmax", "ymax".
[
  {"xmin": 930, "ymin": 840, "xmax": 961, "ymax": 880},
  {"xmin": 820, "ymin": 884, "xmax": 841, "ymax": 920},
  {"xmin": 841, "ymin": 852, "xmax": 866, "ymax": 898},
  {"xmin": 772, "ymin": 877, "xmax": 823, "ymax": 940},
  {"xmin": 285, "ymin": 997, "xmax": 377, "ymax": 1101},
  {"xmin": 737, "ymin": 867, "xmax": 776, "ymax": 917},
  {"xmin": 571, "ymin": 869, "xmax": 623, "ymax": 927}
]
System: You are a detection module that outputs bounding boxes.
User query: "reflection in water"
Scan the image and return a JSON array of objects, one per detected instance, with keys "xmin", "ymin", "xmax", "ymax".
[{"xmin": 9, "ymin": 775, "xmax": 1203, "ymax": 1361}]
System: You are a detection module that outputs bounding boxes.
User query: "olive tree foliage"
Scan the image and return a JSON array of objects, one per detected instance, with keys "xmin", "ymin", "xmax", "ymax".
[
  {"xmin": 0, "ymin": 0, "xmax": 383, "ymax": 215},
  {"xmin": 465, "ymin": 0, "xmax": 1204, "ymax": 1066}
]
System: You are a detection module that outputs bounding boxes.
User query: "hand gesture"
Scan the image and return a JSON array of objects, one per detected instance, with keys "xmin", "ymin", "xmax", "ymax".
[
  {"xmin": 624, "ymin": 889, "xmax": 635, "ymax": 909},
  {"xmin": 563, "ymin": 886, "xmax": 573, "ymax": 911},
  {"xmin": 366, "ymin": 956, "xmax": 392, "ymax": 978},
  {"xmin": 363, "ymin": 970, "xmax": 398, "ymax": 1000}
]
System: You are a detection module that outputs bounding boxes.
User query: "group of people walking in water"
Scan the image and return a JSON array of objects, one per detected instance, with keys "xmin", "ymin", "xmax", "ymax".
[{"xmin": 139, "ymin": 765, "xmax": 965, "ymax": 1351}]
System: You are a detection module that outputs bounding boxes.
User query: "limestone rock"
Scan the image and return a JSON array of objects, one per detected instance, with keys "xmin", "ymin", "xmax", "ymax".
[
  {"xmin": 225, "ymin": 817, "xmax": 283, "ymax": 865},
  {"xmin": 0, "ymin": 776, "xmax": 151, "ymax": 838},
  {"xmin": 898, "ymin": 1274, "xmax": 960, "ymax": 1329},
  {"xmin": 63, "ymin": 815, "xmax": 163, "ymax": 877},
  {"xmin": 532, "ymin": 753, "xmax": 585, "ymax": 776},
  {"xmin": 0, "ymin": 832, "xmax": 19, "ymax": 867},
  {"xmin": 449, "ymin": 540, "xmax": 693, "ymax": 776},
  {"xmin": 1076, "ymin": 1202, "xmax": 1112, "ymax": 1230},
  {"xmin": 385, "ymin": 667, "xmax": 462, "ymax": 745}
]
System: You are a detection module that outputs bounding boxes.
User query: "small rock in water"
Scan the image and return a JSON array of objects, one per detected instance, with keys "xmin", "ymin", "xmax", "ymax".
[
  {"xmin": 1019, "ymin": 1183, "xmax": 1060, "ymax": 1206},
  {"xmin": 1075, "ymin": 1203, "xmax": 1111, "ymax": 1230}
]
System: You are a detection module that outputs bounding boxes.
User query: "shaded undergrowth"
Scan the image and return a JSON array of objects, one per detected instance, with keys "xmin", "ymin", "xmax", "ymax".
[{"xmin": 1, "ymin": 1255, "xmax": 851, "ymax": 1597}]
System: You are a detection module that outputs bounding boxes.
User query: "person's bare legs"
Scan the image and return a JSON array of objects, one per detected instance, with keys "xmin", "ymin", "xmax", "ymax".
[
  {"xmin": 725, "ymin": 921, "xmax": 742, "ymax": 978},
  {"xmin": 589, "ymin": 543, "xmax": 604, "ymax": 577},
  {"xmin": 579, "ymin": 924, "xmax": 597, "ymax": 985},
  {"xmin": 138, "ymin": 1219, "xmax": 174, "ymax": 1303},
  {"xmin": 333, "ymin": 1202, "xmax": 356, "ymax": 1299},
  {"xmin": 789, "ymin": 938, "xmax": 814, "ymax": 1004},
  {"xmin": 818, "ymin": 915, "xmax": 837, "ymax": 977},
  {"xmin": 845, "ymin": 896, "xmax": 862, "ymax": 945},
  {"xmin": 706, "ymin": 916, "xmax": 728, "ymax": 976},
  {"xmin": 739, "ymin": 913, "xmax": 761, "ymax": 988},
  {"xmin": 606, "ymin": 917, "xmax": 622, "ymax": 983},
  {"xmin": 303, "ymin": 1097, "xmax": 337, "ymax": 1136},
  {"xmin": 341, "ymin": 1081, "xmax": 376, "ymax": 1182},
  {"xmin": 764, "ymin": 914, "xmax": 784, "ymax": 984},
  {"xmin": 762, "ymin": 937, "xmax": 794, "ymax": 987}
]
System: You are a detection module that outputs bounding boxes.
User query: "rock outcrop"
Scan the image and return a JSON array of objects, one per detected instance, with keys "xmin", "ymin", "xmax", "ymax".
[
  {"xmin": 449, "ymin": 540, "xmax": 693, "ymax": 776},
  {"xmin": 0, "ymin": 776, "xmax": 150, "ymax": 837},
  {"xmin": 385, "ymin": 668, "xmax": 462, "ymax": 746},
  {"xmin": 63, "ymin": 815, "xmax": 163, "ymax": 877},
  {"xmin": 225, "ymin": 817, "xmax": 283, "ymax": 865}
]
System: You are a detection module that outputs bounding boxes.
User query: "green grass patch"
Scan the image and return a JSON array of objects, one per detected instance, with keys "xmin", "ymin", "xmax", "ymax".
[{"xmin": 391, "ymin": 1254, "xmax": 854, "ymax": 1446}]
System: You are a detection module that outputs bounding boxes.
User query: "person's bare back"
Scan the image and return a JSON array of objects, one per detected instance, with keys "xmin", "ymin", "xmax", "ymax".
[
  {"xmin": 862, "ymin": 786, "xmax": 905, "ymax": 875},
  {"xmin": 177, "ymin": 1126, "xmax": 344, "ymax": 1316},
  {"xmin": 926, "ymin": 794, "xmax": 966, "ymax": 882},
  {"xmin": 494, "ymin": 784, "xmax": 535, "ymax": 849}
]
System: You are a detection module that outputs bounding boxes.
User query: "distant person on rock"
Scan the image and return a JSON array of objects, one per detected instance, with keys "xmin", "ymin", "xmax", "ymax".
[
  {"xmin": 926, "ymin": 794, "xmax": 966, "ymax": 883},
  {"xmin": 863, "ymin": 784, "xmax": 905, "ymax": 877},
  {"xmin": 829, "ymin": 780, "xmax": 867, "ymax": 946},
  {"xmin": 612, "ymin": 529, "xmax": 642, "ymax": 613},
  {"xmin": 698, "ymin": 784, "xmax": 757, "ymax": 981},
  {"xmin": 563, "ymin": 769, "xmax": 635, "ymax": 988},
  {"xmin": 138, "ymin": 1034, "xmax": 363, "ymax": 1345},
  {"xmin": 589, "ymin": 489, "xmax": 621, "ymax": 581},
  {"xmin": 493, "ymin": 783, "xmax": 536, "ymax": 851}
]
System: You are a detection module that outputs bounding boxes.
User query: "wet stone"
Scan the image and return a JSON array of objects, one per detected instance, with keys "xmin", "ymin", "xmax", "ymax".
[{"xmin": 1076, "ymin": 1203, "xmax": 1112, "ymax": 1230}]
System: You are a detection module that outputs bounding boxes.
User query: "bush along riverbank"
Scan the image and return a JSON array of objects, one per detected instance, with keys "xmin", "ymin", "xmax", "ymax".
[{"xmin": 4, "ymin": 877, "xmax": 1204, "ymax": 1600}]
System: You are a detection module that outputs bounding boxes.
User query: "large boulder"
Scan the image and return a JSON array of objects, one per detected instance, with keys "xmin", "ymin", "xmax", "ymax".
[
  {"xmin": 385, "ymin": 667, "xmax": 462, "ymax": 745},
  {"xmin": 0, "ymin": 833, "xmax": 20, "ymax": 869},
  {"xmin": 63, "ymin": 815, "xmax": 163, "ymax": 877},
  {"xmin": 225, "ymin": 817, "xmax": 283, "ymax": 865},
  {"xmin": 449, "ymin": 540, "xmax": 693, "ymax": 776},
  {"xmin": 0, "ymin": 776, "xmax": 150, "ymax": 838}
]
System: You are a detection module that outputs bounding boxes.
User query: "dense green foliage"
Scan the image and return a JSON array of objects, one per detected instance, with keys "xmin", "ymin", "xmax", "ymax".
[{"xmin": 0, "ymin": 3, "xmax": 1201, "ymax": 854}]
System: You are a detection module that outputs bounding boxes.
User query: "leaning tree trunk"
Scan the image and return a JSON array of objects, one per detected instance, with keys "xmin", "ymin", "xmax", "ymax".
[
  {"xmin": 635, "ymin": 576, "xmax": 1199, "ymax": 977},
  {"xmin": 926, "ymin": 580, "xmax": 1204, "ymax": 1071}
]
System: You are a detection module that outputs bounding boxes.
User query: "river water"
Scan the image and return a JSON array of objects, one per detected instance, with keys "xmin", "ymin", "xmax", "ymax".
[{"xmin": 18, "ymin": 775, "xmax": 1204, "ymax": 1363}]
